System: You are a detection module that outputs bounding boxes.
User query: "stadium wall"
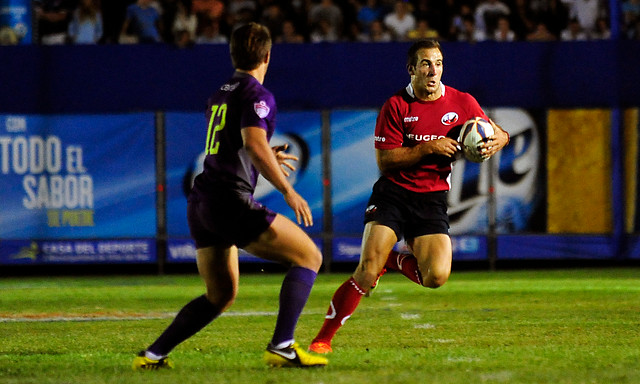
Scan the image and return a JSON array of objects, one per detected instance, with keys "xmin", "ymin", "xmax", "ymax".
[{"xmin": 0, "ymin": 41, "xmax": 639, "ymax": 267}]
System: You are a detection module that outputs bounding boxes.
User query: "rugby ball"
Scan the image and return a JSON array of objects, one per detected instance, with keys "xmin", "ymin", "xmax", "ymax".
[{"xmin": 458, "ymin": 117, "xmax": 494, "ymax": 163}]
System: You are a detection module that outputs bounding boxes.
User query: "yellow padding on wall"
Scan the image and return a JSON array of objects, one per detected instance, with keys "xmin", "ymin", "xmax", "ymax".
[{"xmin": 547, "ymin": 109, "xmax": 611, "ymax": 233}]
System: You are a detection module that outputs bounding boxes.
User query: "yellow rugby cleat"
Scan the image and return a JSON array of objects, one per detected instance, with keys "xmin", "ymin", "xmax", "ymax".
[
  {"xmin": 264, "ymin": 342, "xmax": 328, "ymax": 368},
  {"xmin": 132, "ymin": 351, "xmax": 174, "ymax": 371}
]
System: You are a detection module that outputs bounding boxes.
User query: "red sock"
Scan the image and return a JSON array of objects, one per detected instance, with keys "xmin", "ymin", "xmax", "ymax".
[
  {"xmin": 311, "ymin": 277, "xmax": 365, "ymax": 345},
  {"xmin": 385, "ymin": 250, "xmax": 423, "ymax": 286}
]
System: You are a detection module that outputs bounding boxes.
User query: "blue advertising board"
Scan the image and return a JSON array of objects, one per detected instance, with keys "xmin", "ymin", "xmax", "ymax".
[
  {"xmin": 0, "ymin": 114, "xmax": 157, "ymax": 240},
  {"xmin": 0, "ymin": 239, "xmax": 156, "ymax": 265},
  {"xmin": 0, "ymin": 0, "xmax": 31, "ymax": 44},
  {"xmin": 330, "ymin": 109, "xmax": 380, "ymax": 235}
]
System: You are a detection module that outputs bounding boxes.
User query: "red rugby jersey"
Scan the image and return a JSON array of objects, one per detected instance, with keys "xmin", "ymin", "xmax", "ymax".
[{"xmin": 374, "ymin": 83, "xmax": 488, "ymax": 193}]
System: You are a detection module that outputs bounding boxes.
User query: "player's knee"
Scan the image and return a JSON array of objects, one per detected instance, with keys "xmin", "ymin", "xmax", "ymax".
[
  {"xmin": 354, "ymin": 265, "xmax": 380, "ymax": 289},
  {"xmin": 303, "ymin": 247, "xmax": 323, "ymax": 272},
  {"xmin": 422, "ymin": 270, "xmax": 450, "ymax": 289},
  {"xmin": 206, "ymin": 289, "xmax": 237, "ymax": 312}
]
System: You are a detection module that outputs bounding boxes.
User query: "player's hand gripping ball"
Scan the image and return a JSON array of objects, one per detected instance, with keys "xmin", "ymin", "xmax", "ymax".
[{"xmin": 458, "ymin": 117, "xmax": 494, "ymax": 163}]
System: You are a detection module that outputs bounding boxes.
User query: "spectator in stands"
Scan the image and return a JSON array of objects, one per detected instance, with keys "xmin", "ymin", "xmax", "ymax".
[
  {"xmin": 509, "ymin": 0, "xmax": 533, "ymax": 39},
  {"xmin": 308, "ymin": 0, "xmax": 344, "ymax": 40},
  {"xmin": 260, "ymin": 3, "xmax": 286, "ymax": 41},
  {"xmin": 493, "ymin": 14, "xmax": 516, "ymax": 41},
  {"xmin": 310, "ymin": 18, "xmax": 341, "ymax": 42},
  {"xmin": 457, "ymin": 14, "xmax": 486, "ymax": 42},
  {"xmin": 560, "ymin": 17, "xmax": 588, "ymax": 40},
  {"xmin": 560, "ymin": 0, "xmax": 603, "ymax": 36},
  {"xmin": 591, "ymin": 16, "xmax": 610, "ymax": 39},
  {"xmin": 227, "ymin": 0, "xmax": 257, "ymax": 17},
  {"xmin": 525, "ymin": 0, "xmax": 568, "ymax": 37},
  {"xmin": 195, "ymin": 17, "xmax": 228, "ymax": 44},
  {"xmin": 276, "ymin": 19, "xmax": 305, "ymax": 43},
  {"xmin": 67, "ymin": 0, "xmax": 103, "ymax": 44},
  {"xmin": 448, "ymin": 2, "xmax": 474, "ymax": 41},
  {"xmin": 174, "ymin": 29, "xmax": 194, "ymax": 47},
  {"xmin": 192, "ymin": 0, "xmax": 225, "ymax": 22},
  {"xmin": 225, "ymin": 1, "xmax": 258, "ymax": 32},
  {"xmin": 120, "ymin": 0, "xmax": 163, "ymax": 43},
  {"xmin": 34, "ymin": 0, "xmax": 76, "ymax": 44},
  {"xmin": 413, "ymin": 0, "xmax": 447, "ymax": 38},
  {"xmin": 172, "ymin": 1, "xmax": 197, "ymax": 44},
  {"xmin": 526, "ymin": 20, "xmax": 557, "ymax": 40},
  {"xmin": 474, "ymin": 0, "xmax": 510, "ymax": 37},
  {"xmin": 346, "ymin": 21, "xmax": 370, "ymax": 41},
  {"xmin": 407, "ymin": 19, "xmax": 440, "ymax": 40},
  {"xmin": 356, "ymin": 0, "xmax": 383, "ymax": 33},
  {"xmin": 383, "ymin": 0, "xmax": 416, "ymax": 41},
  {"xmin": 367, "ymin": 19, "xmax": 393, "ymax": 41}
]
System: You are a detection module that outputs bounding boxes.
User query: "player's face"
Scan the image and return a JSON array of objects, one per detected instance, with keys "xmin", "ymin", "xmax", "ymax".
[{"xmin": 410, "ymin": 48, "xmax": 443, "ymax": 101}]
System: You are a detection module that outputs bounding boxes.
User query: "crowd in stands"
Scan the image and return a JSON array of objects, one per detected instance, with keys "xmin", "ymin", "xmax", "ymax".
[{"xmin": 27, "ymin": 0, "xmax": 640, "ymax": 46}]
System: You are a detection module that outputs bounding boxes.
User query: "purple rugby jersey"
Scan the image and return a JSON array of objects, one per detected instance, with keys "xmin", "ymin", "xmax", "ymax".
[{"xmin": 192, "ymin": 72, "xmax": 277, "ymax": 197}]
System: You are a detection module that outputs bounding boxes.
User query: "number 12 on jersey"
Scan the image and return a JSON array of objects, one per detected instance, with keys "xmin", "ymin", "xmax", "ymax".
[{"xmin": 205, "ymin": 104, "xmax": 227, "ymax": 155}]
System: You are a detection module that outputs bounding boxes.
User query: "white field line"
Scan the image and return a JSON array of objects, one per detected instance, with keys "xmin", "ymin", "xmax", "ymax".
[{"xmin": 0, "ymin": 310, "xmax": 323, "ymax": 323}]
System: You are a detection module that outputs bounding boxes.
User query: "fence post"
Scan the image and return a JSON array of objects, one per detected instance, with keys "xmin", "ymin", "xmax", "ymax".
[{"xmin": 155, "ymin": 111, "xmax": 167, "ymax": 274}]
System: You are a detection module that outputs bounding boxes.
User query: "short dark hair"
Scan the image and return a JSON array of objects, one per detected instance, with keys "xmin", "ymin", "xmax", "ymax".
[
  {"xmin": 230, "ymin": 23, "xmax": 272, "ymax": 71},
  {"xmin": 407, "ymin": 39, "xmax": 443, "ymax": 69}
]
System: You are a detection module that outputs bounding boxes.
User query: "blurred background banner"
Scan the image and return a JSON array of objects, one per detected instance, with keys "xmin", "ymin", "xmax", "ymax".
[
  {"xmin": 0, "ymin": 0, "xmax": 31, "ymax": 45},
  {"xmin": 0, "ymin": 113, "xmax": 157, "ymax": 239}
]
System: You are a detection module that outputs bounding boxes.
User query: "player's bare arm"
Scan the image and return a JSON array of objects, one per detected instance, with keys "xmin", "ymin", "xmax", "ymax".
[
  {"xmin": 376, "ymin": 137, "xmax": 460, "ymax": 173},
  {"xmin": 242, "ymin": 127, "xmax": 312, "ymax": 227},
  {"xmin": 479, "ymin": 120, "xmax": 509, "ymax": 158}
]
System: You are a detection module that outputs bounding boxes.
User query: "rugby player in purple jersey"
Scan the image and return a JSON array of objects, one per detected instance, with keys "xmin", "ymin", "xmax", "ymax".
[{"xmin": 133, "ymin": 22, "xmax": 327, "ymax": 370}]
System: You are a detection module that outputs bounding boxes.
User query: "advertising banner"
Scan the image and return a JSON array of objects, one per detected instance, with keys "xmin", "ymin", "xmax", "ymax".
[
  {"xmin": 0, "ymin": 238, "xmax": 156, "ymax": 265},
  {"xmin": 165, "ymin": 111, "xmax": 324, "ymax": 240},
  {"xmin": 331, "ymin": 235, "xmax": 488, "ymax": 263},
  {"xmin": 449, "ymin": 108, "xmax": 545, "ymax": 234},
  {"xmin": 330, "ymin": 109, "xmax": 380, "ymax": 235},
  {"xmin": 0, "ymin": 0, "xmax": 31, "ymax": 44},
  {"xmin": 0, "ymin": 114, "xmax": 157, "ymax": 240}
]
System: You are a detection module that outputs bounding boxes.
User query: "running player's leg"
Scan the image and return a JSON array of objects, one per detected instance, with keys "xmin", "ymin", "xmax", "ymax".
[
  {"xmin": 243, "ymin": 214, "xmax": 327, "ymax": 367},
  {"xmin": 133, "ymin": 246, "xmax": 236, "ymax": 370},
  {"xmin": 309, "ymin": 222, "xmax": 396, "ymax": 352},
  {"xmin": 410, "ymin": 233, "xmax": 452, "ymax": 288},
  {"xmin": 147, "ymin": 246, "xmax": 237, "ymax": 354}
]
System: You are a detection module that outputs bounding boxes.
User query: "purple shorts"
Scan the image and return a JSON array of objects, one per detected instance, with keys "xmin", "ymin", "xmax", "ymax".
[{"xmin": 187, "ymin": 190, "xmax": 277, "ymax": 249}]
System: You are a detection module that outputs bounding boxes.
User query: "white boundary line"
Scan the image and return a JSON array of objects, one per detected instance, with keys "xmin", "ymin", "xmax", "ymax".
[{"xmin": 0, "ymin": 310, "xmax": 323, "ymax": 323}]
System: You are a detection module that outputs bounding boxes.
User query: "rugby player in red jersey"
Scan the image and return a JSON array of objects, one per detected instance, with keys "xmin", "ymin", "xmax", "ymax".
[{"xmin": 309, "ymin": 39, "xmax": 510, "ymax": 354}]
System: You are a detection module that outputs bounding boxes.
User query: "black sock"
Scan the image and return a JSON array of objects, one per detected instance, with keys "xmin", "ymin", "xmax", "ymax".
[{"xmin": 147, "ymin": 294, "xmax": 221, "ymax": 356}]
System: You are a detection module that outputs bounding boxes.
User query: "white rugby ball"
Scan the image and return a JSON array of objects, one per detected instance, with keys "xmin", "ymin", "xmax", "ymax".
[{"xmin": 458, "ymin": 117, "xmax": 494, "ymax": 163}]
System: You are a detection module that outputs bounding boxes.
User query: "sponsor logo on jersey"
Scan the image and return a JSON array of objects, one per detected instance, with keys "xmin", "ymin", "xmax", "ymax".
[
  {"xmin": 254, "ymin": 100, "xmax": 270, "ymax": 118},
  {"xmin": 374, "ymin": 136, "xmax": 386, "ymax": 142},
  {"xmin": 220, "ymin": 82, "xmax": 239, "ymax": 92},
  {"xmin": 404, "ymin": 116, "xmax": 419, "ymax": 122},
  {"xmin": 406, "ymin": 133, "xmax": 445, "ymax": 141},
  {"xmin": 441, "ymin": 112, "xmax": 459, "ymax": 125}
]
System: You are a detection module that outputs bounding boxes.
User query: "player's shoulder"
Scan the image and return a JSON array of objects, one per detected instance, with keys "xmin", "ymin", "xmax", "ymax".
[
  {"xmin": 443, "ymin": 84, "xmax": 474, "ymax": 100},
  {"xmin": 443, "ymin": 84, "xmax": 481, "ymax": 108},
  {"xmin": 384, "ymin": 87, "xmax": 412, "ymax": 108}
]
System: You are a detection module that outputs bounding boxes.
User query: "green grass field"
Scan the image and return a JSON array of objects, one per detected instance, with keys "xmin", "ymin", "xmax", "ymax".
[{"xmin": 1, "ymin": 267, "xmax": 639, "ymax": 384}]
